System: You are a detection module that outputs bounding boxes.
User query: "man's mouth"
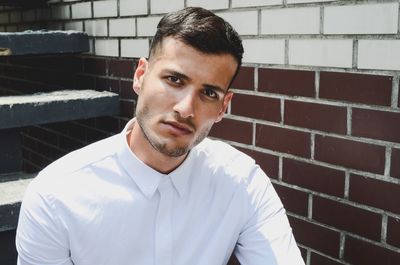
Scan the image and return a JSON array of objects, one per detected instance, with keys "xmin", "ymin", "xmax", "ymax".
[{"xmin": 163, "ymin": 120, "xmax": 194, "ymax": 135}]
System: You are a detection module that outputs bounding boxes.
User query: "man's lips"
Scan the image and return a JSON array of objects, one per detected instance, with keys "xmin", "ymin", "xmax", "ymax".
[{"xmin": 163, "ymin": 121, "xmax": 194, "ymax": 134}]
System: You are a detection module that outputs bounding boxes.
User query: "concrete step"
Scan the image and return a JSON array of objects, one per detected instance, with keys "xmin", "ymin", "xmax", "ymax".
[
  {"xmin": 0, "ymin": 173, "xmax": 35, "ymax": 232},
  {"xmin": 0, "ymin": 30, "xmax": 89, "ymax": 56}
]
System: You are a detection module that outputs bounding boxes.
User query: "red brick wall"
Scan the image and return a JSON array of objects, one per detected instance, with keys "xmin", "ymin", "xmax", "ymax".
[{"xmin": 1, "ymin": 56, "xmax": 400, "ymax": 264}]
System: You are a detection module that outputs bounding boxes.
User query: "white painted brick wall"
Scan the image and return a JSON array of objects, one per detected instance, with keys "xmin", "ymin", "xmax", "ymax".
[
  {"xmin": 71, "ymin": 2, "xmax": 91, "ymax": 19},
  {"xmin": 95, "ymin": 39, "xmax": 119, "ymax": 57},
  {"xmin": 52, "ymin": 5, "xmax": 70, "ymax": 20},
  {"xmin": 93, "ymin": 0, "xmax": 118, "ymax": 18},
  {"xmin": 289, "ymin": 39, "xmax": 353, "ymax": 68},
  {"xmin": 120, "ymin": 0, "xmax": 148, "ymax": 16},
  {"xmin": 287, "ymin": 0, "xmax": 333, "ymax": 3},
  {"xmin": 232, "ymin": 0, "xmax": 282, "ymax": 8},
  {"xmin": 218, "ymin": 11, "xmax": 258, "ymax": 35},
  {"xmin": 65, "ymin": 21, "xmax": 83, "ymax": 31},
  {"xmin": 150, "ymin": 0, "xmax": 184, "ymax": 14},
  {"xmin": 242, "ymin": 39, "xmax": 285, "ymax": 64},
  {"xmin": 109, "ymin": 18, "xmax": 136, "ymax": 37},
  {"xmin": 121, "ymin": 39, "xmax": 149, "ymax": 58},
  {"xmin": 85, "ymin": 20, "xmax": 108, "ymax": 37},
  {"xmin": 137, "ymin": 16, "xmax": 162, "ymax": 37},
  {"xmin": 324, "ymin": 3, "xmax": 399, "ymax": 35},
  {"xmin": 187, "ymin": 0, "xmax": 229, "ymax": 10},
  {"xmin": 358, "ymin": 40, "xmax": 400, "ymax": 71},
  {"xmin": 261, "ymin": 7, "xmax": 320, "ymax": 35}
]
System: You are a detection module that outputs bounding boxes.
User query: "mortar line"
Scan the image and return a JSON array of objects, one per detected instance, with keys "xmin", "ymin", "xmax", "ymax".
[
  {"xmin": 382, "ymin": 214, "xmax": 388, "ymax": 243},
  {"xmin": 384, "ymin": 147, "xmax": 392, "ymax": 177},
  {"xmin": 392, "ymin": 75, "xmax": 399, "ymax": 108}
]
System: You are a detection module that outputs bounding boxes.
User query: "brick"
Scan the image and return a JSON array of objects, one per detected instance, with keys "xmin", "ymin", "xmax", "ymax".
[
  {"xmin": 0, "ymin": 12, "xmax": 8, "ymax": 24},
  {"xmin": 261, "ymin": 7, "xmax": 319, "ymax": 35},
  {"xmin": 285, "ymin": 100, "xmax": 347, "ymax": 134},
  {"xmin": 120, "ymin": 80, "xmax": 137, "ymax": 100},
  {"xmin": 96, "ymin": 117, "xmax": 120, "ymax": 134},
  {"xmin": 349, "ymin": 174, "xmax": 400, "ymax": 215},
  {"xmin": 218, "ymin": 11, "xmax": 258, "ymax": 35},
  {"xmin": 289, "ymin": 216, "xmax": 341, "ymax": 257},
  {"xmin": 319, "ymin": 71, "xmax": 392, "ymax": 106},
  {"xmin": 10, "ymin": 11, "xmax": 21, "ymax": 23},
  {"xmin": 315, "ymin": 135, "xmax": 385, "ymax": 174},
  {"xmin": 310, "ymin": 252, "xmax": 343, "ymax": 265},
  {"xmin": 150, "ymin": 0, "xmax": 184, "ymax": 14},
  {"xmin": 358, "ymin": 40, "xmax": 400, "ymax": 71},
  {"xmin": 109, "ymin": 18, "xmax": 136, "ymax": 37},
  {"xmin": 85, "ymin": 20, "xmax": 108, "ymax": 37},
  {"xmin": 345, "ymin": 236, "xmax": 400, "ymax": 265},
  {"xmin": 86, "ymin": 127, "xmax": 109, "ymax": 143},
  {"xmin": 119, "ymin": 99, "xmax": 134, "ymax": 119},
  {"xmin": 75, "ymin": 75, "xmax": 95, "ymax": 90},
  {"xmin": 258, "ymin": 68, "xmax": 315, "ymax": 97},
  {"xmin": 65, "ymin": 21, "xmax": 83, "ymax": 31},
  {"xmin": 256, "ymin": 124, "xmax": 311, "ymax": 157},
  {"xmin": 299, "ymin": 246, "xmax": 307, "ymax": 263},
  {"xmin": 352, "ymin": 109, "xmax": 400, "ymax": 143},
  {"xmin": 109, "ymin": 59, "xmax": 135, "ymax": 78},
  {"xmin": 238, "ymin": 148, "xmax": 279, "ymax": 179},
  {"xmin": 37, "ymin": 8, "xmax": 51, "ymax": 21},
  {"xmin": 93, "ymin": 0, "xmax": 117, "ymax": 18},
  {"xmin": 83, "ymin": 58, "xmax": 107, "ymax": 75},
  {"xmin": 121, "ymin": 39, "xmax": 149, "ymax": 58},
  {"xmin": 232, "ymin": 0, "xmax": 281, "ymax": 7},
  {"xmin": 71, "ymin": 2, "xmax": 91, "ymax": 19},
  {"xmin": 137, "ymin": 16, "xmax": 162, "ymax": 37},
  {"xmin": 282, "ymin": 158, "xmax": 345, "ymax": 197},
  {"xmin": 324, "ymin": 3, "xmax": 398, "ymax": 35},
  {"xmin": 387, "ymin": 216, "xmax": 400, "ymax": 248},
  {"xmin": 95, "ymin": 39, "xmax": 118, "ymax": 57},
  {"xmin": 51, "ymin": 5, "xmax": 70, "ymax": 20},
  {"xmin": 242, "ymin": 39, "xmax": 285, "ymax": 64},
  {"xmin": 391, "ymin": 148, "xmax": 400, "ymax": 179},
  {"xmin": 22, "ymin": 10, "xmax": 35, "ymax": 22},
  {"xmin": 289, "ymin": 39, "xmax": 353, "ymax": 68},
  {"xmin": 273, "ymin": 184, "xmax": 308, "ymax": 216},
  {"xmin": 230, "ymin": 67, "xmax": 254, "ymax": 90},
  {"xmin": 231, "ymin": 94, "xmax": 281, "ymax": 122},
  {"xmin": 120, "ymin": 0, "xmax": 148, "ymax": 16},
  {"xmin": 96, "ymin": 77, "xmax": 119, "ymax": 93},
  {"xmin": 187, "ymin": 0, "xmax": 229, "ymax": 10},
  {"xmin": 313, "ymin": 196, "xmax": 381, "ymax": 240},
  {"xmin": 209, "ymin": 118, "xmax": 253, "ymax": 145}
]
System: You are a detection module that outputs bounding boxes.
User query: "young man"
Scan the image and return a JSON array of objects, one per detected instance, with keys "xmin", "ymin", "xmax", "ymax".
[{"xmin": 16, "ymin": 7, "xmax": 305, "ymax": 265}]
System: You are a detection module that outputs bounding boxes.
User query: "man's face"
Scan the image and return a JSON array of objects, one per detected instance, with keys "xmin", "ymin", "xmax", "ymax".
[{"xmin": 132, "ymin": 37, "xmax": 237, "ymax": 158}]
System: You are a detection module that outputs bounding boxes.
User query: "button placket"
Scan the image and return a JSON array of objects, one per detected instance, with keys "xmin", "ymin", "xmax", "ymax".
[{"xmin": 155, "ymin": 177, "xmax": 173, "ymax": 265}]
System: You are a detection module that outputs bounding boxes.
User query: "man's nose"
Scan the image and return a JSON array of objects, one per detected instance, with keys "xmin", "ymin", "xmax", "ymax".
[{"xmin": 173, "ymin": 90, "xmax": 196, "ymax": 119}]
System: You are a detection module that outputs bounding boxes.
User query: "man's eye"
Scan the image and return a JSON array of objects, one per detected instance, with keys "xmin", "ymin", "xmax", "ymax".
[
  {"xmin": 203, "ymin": 88, "xmax": 218, "ymax": 99},
  {"xmin": 167, "ymin": 76, "xmax": 181, "ymax": 84}
]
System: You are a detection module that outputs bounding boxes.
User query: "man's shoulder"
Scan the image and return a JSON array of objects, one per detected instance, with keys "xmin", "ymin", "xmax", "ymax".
[{"xmin": 37, "ymin": 133, "xmax": 119, "ymax": 182}]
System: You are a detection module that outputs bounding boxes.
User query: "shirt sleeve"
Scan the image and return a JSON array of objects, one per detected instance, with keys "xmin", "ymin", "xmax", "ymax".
[
  {"xmin": 16, "ymin": 180, "xmax": 73, "ymax": 265},
  {"xmin": 234, "ymin": 167, "xmax": 305, "ymax": 265}
]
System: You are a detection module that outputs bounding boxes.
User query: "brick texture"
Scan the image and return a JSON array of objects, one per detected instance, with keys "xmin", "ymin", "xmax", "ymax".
[
  {"xmin": 391, "ymin": 148, "xmax": 400, "ymax": 179},
  {"xmin": 230, "ymin": 66, "xmax": 254, "ymax": 90},
  {"xmin": 238, "ymin": 148, "xmax": 279, "ymax": 179},
  {"xmin": 310, "ymin": 252, "xmax": 344, "ymax": 265},
  {"xmin": 344, "ymin": 236, "xmax": 400, "ymax": 265},
  {"xmin": 273, "ymin": 183, "xmax": 308, "ymax": 216},
  {"xmin": 209, "ymin": 118, "xmax": 253, "ymax": 145},
  {"xmin": 319, "ymin": 72, "xmax": 392, "ymax": 106},
  {"xmin": 256, "ymin": 124, "xmax": 311, "ymax": 157},
  {"xmin": 284, "ymin": 100, "xmax": 347, "ymax": 134},
  {"xmin": 109, "ymin": 59, "xmax": 136, "ymax": 78},
  {"xmin": 282, "ymin": 158, "xmax": 345, "ymax": 197},
  {"xmin": 349, "ymin": 174, "xmax": 400, "ymax": 214},
  {"xmin": 289, "ymin": 216, "xmax": 341, "ymax": 257},
  {"xmin": 315, "ymin": 135, "xmax": 386, "ymax": 174},
  {"xmin": 352, "ymin": 108, "xmax": 400, "ymax": 143},
  {"xmin": 313, "ymin": 196, "xmax": 381, "ymax": 241},
  {"xmin": 258, "ymin": 68, "xmax": 315, "ymax": 97},
  {"xmin": 231, "ymin": 94, "xmax": 281, "ymax": 122},
  {"xmin": 387, "ymin": 216, "xmax": 400, "ymax": 248}
]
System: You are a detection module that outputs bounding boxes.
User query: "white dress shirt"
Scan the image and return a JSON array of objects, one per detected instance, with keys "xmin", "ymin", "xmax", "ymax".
[{"xmin": 16, "ymin": 119, "xmax": 304, "ymax": 265}]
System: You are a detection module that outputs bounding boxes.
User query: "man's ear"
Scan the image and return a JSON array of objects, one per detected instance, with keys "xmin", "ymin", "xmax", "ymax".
[
  {"xmin": 133, "ymin": 58, "xmax": 148, "ymax": 95},
  {"xmin": 215, "ymin": 91, "xmax": 233, "ymax": 123}
]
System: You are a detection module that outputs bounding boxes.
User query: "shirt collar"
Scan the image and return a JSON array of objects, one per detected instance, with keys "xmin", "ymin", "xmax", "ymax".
[{"xmin": 116, "ymin": 118, "xmax": 194, "ymax": 199}]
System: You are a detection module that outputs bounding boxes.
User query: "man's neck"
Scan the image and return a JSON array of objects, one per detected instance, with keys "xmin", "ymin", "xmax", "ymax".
[{"xmin": 127, "ymin": 123, "xmax": 187, "ymax": 174}]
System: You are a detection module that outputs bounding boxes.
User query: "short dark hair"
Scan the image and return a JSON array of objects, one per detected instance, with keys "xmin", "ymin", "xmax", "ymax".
[{"xmin": 149, "ymin": 7, "xmax": 243, "ymax": 70}]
